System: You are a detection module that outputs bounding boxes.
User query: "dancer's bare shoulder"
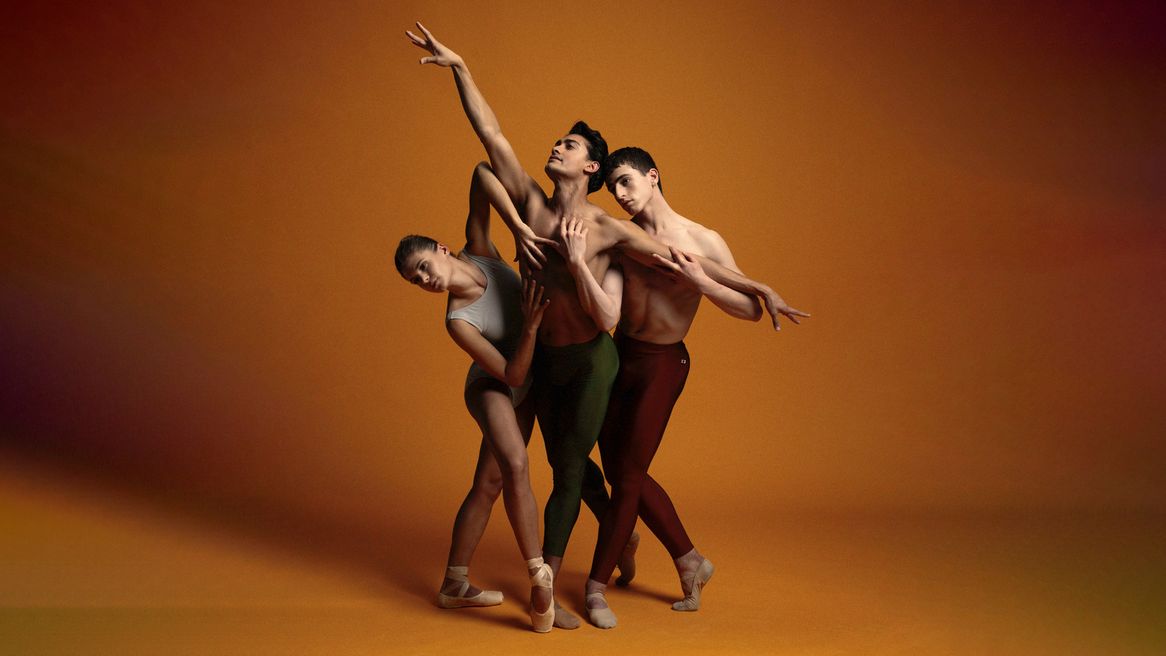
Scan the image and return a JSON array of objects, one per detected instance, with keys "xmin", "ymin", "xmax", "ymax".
[{"xmin": 677, "ymin": 215, "xmax": 740, "ymax": 269}]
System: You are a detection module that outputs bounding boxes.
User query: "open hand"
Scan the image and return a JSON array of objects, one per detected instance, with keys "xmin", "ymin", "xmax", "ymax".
[
  {"xmin": 405, "ymin": 22, "xmax": 463, "ymax": 67},
  {"xmin": 521, "ymin": 277, "xmax": 550, "ymax": 327},
  {"xmin": 558, "ymin": 216, "xmax": 589, "ymax": 265},
  {"xmin": 761, "ymin": 288, "xmax": 810, "ymax": 331},
  {"xmin": 650, "ymin": 246, "xmax": 710, "ymax": 288},
  {"xmin": 514, "ymin": 228, "xmax": 557, "ymax": 271}
]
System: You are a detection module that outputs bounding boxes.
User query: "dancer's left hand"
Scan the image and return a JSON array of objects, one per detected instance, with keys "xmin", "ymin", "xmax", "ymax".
[{"xmin": 651, "ymin": 247, "xmax": 710, "ymax": 289}]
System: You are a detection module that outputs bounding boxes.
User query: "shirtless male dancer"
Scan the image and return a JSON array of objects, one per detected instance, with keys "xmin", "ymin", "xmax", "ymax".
[
  {"xmin": 568, "ymin": 148, "xmax": 810, "ymax": 628},
  {"xmin": 406, "ymin": 22, "xmax": 801, "ymax": 628}
]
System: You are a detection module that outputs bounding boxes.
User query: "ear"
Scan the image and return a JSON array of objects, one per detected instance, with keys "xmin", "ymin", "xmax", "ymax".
[
  {"xmin": 584, "ymin": 160, "xmax": 600, "ymax": 175},
  {"xmin": 648, "ymin": 168, "xmax": 660, "ymax": 187},
  {"xmin": 437, "ymin": 243, "xmax": 450, "ymax": 255}
]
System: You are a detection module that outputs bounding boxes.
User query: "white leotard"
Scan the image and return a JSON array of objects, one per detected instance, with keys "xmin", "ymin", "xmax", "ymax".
[{"xmin": 446, "ymin": 254, "xmax": 532, "ymax": 406}]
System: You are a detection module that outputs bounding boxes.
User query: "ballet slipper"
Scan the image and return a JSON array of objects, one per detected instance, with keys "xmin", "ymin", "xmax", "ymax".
[
  {"xmin": 671, "ymin": 558, "xmax": 714, "ymax": 611},
  {"xmin": 585, "ymin": 591, "xmax": 617, "ymax": 629},
  {"xmin": 436, "ymin": 566, "xmax": 503, "ymax": 609},
  {"xmin": 554, "ymin": 603, "xmax": 582, "ymax": 630},
  {"xmin": 527, "ymin": 557, "xmax": 554, "ymax": 633},
  {"xmin": 615, "ymin": 531, "xmax": 640, "ymax": 587}
]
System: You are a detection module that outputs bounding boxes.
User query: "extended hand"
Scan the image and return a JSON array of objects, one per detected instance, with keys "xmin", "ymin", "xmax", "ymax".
[
  {"xmin": 405, "ymin": 22, "xmax": 463, "ymax": 67},
  {"xmin": 650, "ymin": 246, "xmax": 710, "ymax": 288},
  {"xmin": 521, "ymin": 277, "xmax": 550, "ymax": 326},
  {"xmin": 514, "ymin": 229, "xmax": 557, "ymax": 271},
  {"xmin": 558, "ymin": 216, "xmax": 589, "ymax": 265},
  {"xmin": 762, "ymin": 288, "xmax": 810, "ymax": 331}
]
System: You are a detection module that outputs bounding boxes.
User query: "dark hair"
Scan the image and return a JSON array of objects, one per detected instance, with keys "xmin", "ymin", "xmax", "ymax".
[
  {"xmin": 568, "ymin": 121, "xmax": 608, "ymax": 194},
  {"xmin": 394, "ymin": 234, "xmax": 437, "ymax": 274},
  {"xmin": 603, "ymin": 146, "xmax": 663, "ymax": 196}
]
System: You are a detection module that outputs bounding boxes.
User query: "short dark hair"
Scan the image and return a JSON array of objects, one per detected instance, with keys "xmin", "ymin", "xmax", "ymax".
[
  {"xmin": 603, "ymin": 146, "xmax": 663, "ymax": 196},
  {"xmin": 394, "ymin": 234, "xmax": 437, "ymax": 274},
  {"xmin": 568, "ymin": 121, "xmax": 608, "ymax": 194}
]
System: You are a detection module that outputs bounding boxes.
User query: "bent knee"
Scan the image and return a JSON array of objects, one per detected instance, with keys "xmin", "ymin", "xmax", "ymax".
[
  {"xmin": 497, "ymin": 454, "xmax": 530, "ymax": 481},
  {"xmin": 472, "ymin": 475, "xmax": 504, "ymax": 501}
]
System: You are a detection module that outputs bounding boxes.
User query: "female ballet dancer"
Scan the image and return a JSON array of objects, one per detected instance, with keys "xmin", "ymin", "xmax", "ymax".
[{"xmin": 394, "ymin": 161, "xmax": 556, "ymax": 632}]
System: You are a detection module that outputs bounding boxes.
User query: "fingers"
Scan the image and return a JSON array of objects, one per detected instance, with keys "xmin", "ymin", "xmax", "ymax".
[
  {"xmin": 651, "ymin": 252, "xmax": 681, "ymax": 272},
  {"xmin": 405, "ymin": 30, "xmax": 424, "ymax": 45},
  {"xmin": 416, "ymin": 21, "xmax": 434, "ymax": 39},
  {"xmin": 533, "ymin": 236, "xmax": 557, "ymax": 247}
]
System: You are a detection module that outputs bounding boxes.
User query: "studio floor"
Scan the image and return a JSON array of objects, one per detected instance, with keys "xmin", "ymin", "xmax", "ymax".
[{"xmin": 2, "ymin": 456, "xmax": 1162, "ymax": 656}]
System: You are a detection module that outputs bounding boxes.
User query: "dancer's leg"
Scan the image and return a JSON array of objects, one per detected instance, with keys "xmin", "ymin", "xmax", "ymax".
[
  {"xmin": 538, "ymin": 334, "xmax": 618, "ymax": 559},
  {"xmin": 466, "ymin": 378, "xmax": 552, "ymax": 622},
  {"xmin": 586, "ymin": 337, "xmax": 693, "ymax": 626},
  {"xmin": 466, "ymin": 379, "xmax": 540, "ymax": 560},
  {"xmin": 535, "ymin": 334, "xmax": 618, "ymax": 628},
  {"xmin": 438, "ymin": 435, "xmax": 504, "ymax": 607}
]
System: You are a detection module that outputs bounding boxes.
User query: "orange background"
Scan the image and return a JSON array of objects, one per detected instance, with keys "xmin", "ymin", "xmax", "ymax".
[{"xmin": 2, "ymin": 3, "xmax": 1165, "ymax": 645}]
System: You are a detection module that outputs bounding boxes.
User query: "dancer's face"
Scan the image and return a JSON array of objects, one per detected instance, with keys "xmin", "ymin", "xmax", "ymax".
[
  {"xmin": 605, "ymin": 164, "xmax": 658, "ymax": 216},
  {"xmin": 544, "ymin": 134, "xmax": 597, "ymax": 182},
  {"xmin": 399, "ymin": 245, "xmax": 451, "ymax": 293}
]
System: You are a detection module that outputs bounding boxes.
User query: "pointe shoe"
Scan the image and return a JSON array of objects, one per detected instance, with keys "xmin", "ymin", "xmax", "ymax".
[
  {"xmin": 585, "ymin": 591, "xmax": 617, "ymax": 629},
  {"xmin": 436, "ymin": 566, "xmax": 503, "ymax": 609},
  {"xmin": 615, "ymin": 531, "xmax": 640, "ymax": 587},
  {"xmin": 671, "ymin": 558, "xmax": 715, "ymax": 611},
  {"xmin": 527, "ymin": 557, "xmax": 554, "ymax": 633}
]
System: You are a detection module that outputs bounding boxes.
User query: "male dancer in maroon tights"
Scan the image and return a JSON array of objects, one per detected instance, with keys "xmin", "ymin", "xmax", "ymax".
[{"xmin": 567, "ymin": 147, "xmax": 809, "ymax": 628}]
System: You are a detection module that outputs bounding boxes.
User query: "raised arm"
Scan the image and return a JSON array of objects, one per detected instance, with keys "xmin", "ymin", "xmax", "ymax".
[
  {"xmin": 464, "ymin": 162, "xmax": 556, "ymax": 268},
  {"xmin": 447, "ymin": 278, "xmax": 549, "ymax": 387},
  {"xmin": 461, "ymin": 162, "xmax": 503, "ymax": 259},
  {"xmin": 561, "ymin": 217, "xmax": 622, "ymax": 332},
  {"xmin": 407, "ymin": 23, "xmax": 545, "ymax": 220}
]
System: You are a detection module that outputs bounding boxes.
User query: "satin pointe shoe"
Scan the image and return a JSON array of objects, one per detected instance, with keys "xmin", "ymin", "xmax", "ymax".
[
  {"xmin": 436, "ymin": 566, "xmax": 503, "ymax": 609},
  {"xmin": 527, "ymin": 557, "xmax": 555, "ymax": 633}
]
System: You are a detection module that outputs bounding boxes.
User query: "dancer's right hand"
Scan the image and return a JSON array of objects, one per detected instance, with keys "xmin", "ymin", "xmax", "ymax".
[
  {"xmin": 514, "ymin": 228, "xmax": 556, "ymax": 271},
  {"xmin": 406, "ymin": 22, "xmax": 463, "ymax": 68},
  {"xmin": 521, "ymin": 278, "xmax": 550, "ymax": 328},
  {"xmin": 559, "ymin": 215, "xmax": 589, "ymax": 266}
]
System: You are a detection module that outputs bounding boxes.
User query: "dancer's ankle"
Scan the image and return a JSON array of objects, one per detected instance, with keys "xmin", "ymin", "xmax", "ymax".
[{"xmin": 674, "ymin": 548, "xmax": 702, "ymax": 573}]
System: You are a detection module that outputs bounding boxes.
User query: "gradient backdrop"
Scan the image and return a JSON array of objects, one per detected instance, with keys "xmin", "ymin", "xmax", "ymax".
[{"xmin": 1, "ymin": 1, "xmax": 1164, "ymax": 652}]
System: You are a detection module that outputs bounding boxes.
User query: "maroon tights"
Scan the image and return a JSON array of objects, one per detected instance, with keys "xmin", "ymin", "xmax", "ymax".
[{"xmin": 589, "ymin": 332, "xmax": 694, "ymax": 583}]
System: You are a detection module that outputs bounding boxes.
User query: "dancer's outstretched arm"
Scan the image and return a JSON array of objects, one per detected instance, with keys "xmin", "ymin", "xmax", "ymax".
[
  {"xmin": 594, "ymin": 214, "xmax": 809, "ymax": 330},
  {"xmin": 448, "ymin": 278, "xmax": 549, "ymax": 387},
  {"xmin": 560, "ymin": 216, "xmax": 622, "ymax": 332},
  {"xmin": 653, "ymin": 246, "xmax": 761, "ymax": 321},
  {"xmin": 407, "ymin": 22, "xmax": 555, "ymax": 269}
]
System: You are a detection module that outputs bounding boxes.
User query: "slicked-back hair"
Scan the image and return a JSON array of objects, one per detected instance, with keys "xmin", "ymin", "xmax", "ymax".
[
  {"xmin": 568, "ymin": 121, "xmax": 609, "ymax": 194},
  {"xmin": 394, "ymin": 234, "xmax": 437, "ymax": 275},
  {"xmin": 603, "ymin": 146, "xmax": 663, "ymax": 196}
]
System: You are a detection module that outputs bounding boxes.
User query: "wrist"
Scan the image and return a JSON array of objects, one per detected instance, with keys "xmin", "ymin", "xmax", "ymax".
[{"xmin": 693, "ymin": 275, "xmax": 717, "ymax": 294}]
